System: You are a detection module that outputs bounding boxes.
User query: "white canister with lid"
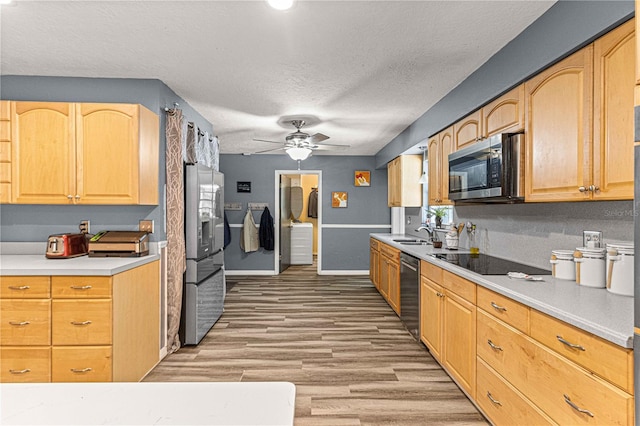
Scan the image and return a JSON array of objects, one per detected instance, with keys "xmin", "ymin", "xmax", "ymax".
[
  {"xmin": 574, "ymin": 247, "xmax": 606, "ymax": 288},
  {"xmin": 606, "ymin": 243, "xmax": 634, "ymax": 297},
  {"xmin": 550, "ymin": 250, "xmax": 575, "ymax": 280}
]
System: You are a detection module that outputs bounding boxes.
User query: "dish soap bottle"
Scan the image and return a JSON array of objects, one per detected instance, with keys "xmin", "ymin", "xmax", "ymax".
[{"xmin": 468, "ymin": 223, "xmax": 479, "ymax": 254}]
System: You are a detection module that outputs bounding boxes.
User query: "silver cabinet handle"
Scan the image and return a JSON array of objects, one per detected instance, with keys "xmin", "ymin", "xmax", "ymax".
[
  {"xmin": 9, "ymin": 321, "xmax": 30, "ymax": 326},
  {"xmin": 564, "ymin": 394, "xmax": 594, "ymax": 417},
  {"xmin": 70, "ymin": 320, "xmax": 92, "ymax": 326},
  {"xmin": 490, "ymin": 302, "xmax": 507, "ymax": 312},
  {"xmin": 70, "ymin": 285, "xmax": 92, "ymax": 290},
  {"xmin": 67, "ymin": 195, "xmax": 73, "ymax": 200},
  {"xmin": 70, "ymin": 368, "xmax": 93, "ymax": 373},
  {"xmin": 75, "ymin": 195, "xmax": 81, "ymax": 199},
  {"xmin": 556, "ymin": 335, "xmax": 585, "ymax": 351},
  {"xmin": 589, "ymin": 185, "xmax": 599, "ymax": 192},
  {"xmin": 9, "ymin": 368, "xmax": 31, "ymax": 374},
  {"xmin": 487, "ymin": 391, "xmax": 502, "ymax": 406},
  {"xmin": 436, "ymin": 292, "xmax": 444, "ymax": 298},
  {"xmin": 8, "ymin": 285, "xmax": 30, "ymax": 290},
  {"xmin": 578, "ymin": 186, "xmax": 588, "ymax": 192},
  {"xmin": 487, "ymin": 339, "xmax": 503, "ymax": 351}
]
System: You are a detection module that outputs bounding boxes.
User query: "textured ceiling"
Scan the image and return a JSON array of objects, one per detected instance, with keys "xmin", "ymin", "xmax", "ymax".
[{"xmin": 1, "ymin": 0, "xmax": 555, "ymax": 155}]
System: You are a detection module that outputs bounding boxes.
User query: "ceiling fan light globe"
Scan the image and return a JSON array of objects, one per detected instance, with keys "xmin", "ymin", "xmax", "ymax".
[
  {"xmin": 267, "ymin": 0, "xmax": 294, "ymax": 10},
  {"xmin": 286, "ymin": 147, "xmax": 312, "ymax": 161}
]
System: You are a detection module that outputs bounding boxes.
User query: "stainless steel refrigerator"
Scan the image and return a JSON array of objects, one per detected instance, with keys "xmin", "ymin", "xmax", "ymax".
[{"xmin": 181, "ymin": 163, "xmax": 225, "ymax": 345}]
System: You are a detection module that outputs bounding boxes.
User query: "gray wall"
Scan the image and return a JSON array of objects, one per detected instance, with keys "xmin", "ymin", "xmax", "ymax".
[
  {"xmin": 406, "ymin": 201, "xmax": 634, "ymax": 271},
  {"xmin": 376, "ymin": 1, "xmax": 635, "ymax": 167},
  {"xmin": 220, "ymin": 154, "xmax": 389, "ymax": 271},
  {"xmin": 0, "ymin": 75, "xmax": 213, "ymax": 242}
]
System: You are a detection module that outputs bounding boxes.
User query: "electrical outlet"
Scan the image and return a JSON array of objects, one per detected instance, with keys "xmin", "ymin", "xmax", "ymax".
[
  {"xmin": 79, "ymin": 220, "xmax": 90, "ymax": 234},
  {"xmin": 139, "ymin": 220, "xmax": 154, "ymax": 233},
  {"xmin": 583, "ymin": 230, "xmax": 602, "ymax": 248}
]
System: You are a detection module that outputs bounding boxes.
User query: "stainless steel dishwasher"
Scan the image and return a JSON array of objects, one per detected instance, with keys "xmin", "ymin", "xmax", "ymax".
[{"xmin": 400, "ymin": 252, "xmax": 420, "ymax": 340}]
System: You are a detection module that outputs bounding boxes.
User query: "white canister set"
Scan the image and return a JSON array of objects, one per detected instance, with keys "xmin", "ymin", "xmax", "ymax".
[{"xmin": 550, "ymin": 243, "xmax": 634, "ymax": 296}]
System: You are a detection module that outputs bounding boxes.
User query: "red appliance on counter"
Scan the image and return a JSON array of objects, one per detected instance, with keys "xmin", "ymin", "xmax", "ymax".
[{"xmin": 45, "ymin": 233, "xmax": 89, "ymax": 259}]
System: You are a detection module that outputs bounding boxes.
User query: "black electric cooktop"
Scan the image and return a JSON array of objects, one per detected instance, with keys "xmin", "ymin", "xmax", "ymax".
[{"xmin": 431, "ymin": 253, "xmax": 551, "ymax": 276}]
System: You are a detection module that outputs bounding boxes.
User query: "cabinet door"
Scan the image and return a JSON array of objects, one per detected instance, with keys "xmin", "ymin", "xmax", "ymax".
[
  {"xmin": 524, "ymin": 47, "xmax": 593, "ymax": 202},
  {"xmin": 387, "ymin": 260, "xmax": 400, "ymax": 315},
  {"xmin": 454, "ymin": 110, "xmax": 482, "ymax": 150},
  {"xmin": 369, "ymin": 246, "xmax": 379, "ymax": 289},
  {"xmin": 438, "ymin": 127, "xmax": 453, "ymax": 205},
  {"xmin": 0, "ymin": 100, "xmax": 11, "ymax": 203},
  {"xmin": 592, "ymin": 19, "xmax": 635, "ymax": 200},
  {"xmin": 76, "ymin": 103, "xmax": 140, "ymax": 204},
  {"xmin": 443, "ymin": 290, "xmax": 476, "ymax": 397},
  {"xmin": 420, "ymin": 276, "xmax": 443, "ymax": 361},
  {"xmin": 427, "ymin": 135, "xmax": 441, "ymax": 205},
  {"xmin": 387, "ymin": 157, "xmax": 399, "ymax": 207},
  {"xmin": 12, "ymin": 102, "xmax": 75, "ymax": 204},
  {"xmin": 482, "ymin": 85, "xmax": 525, "ymax": 137},
  {"xmin": 0, "ymin": 347, "xmax": 51, "ymax": 383},
  {"xmin": 379, "ymin": 256, "xmax": 390, "ymax": 299},
  {"xmin": 52, "ymin": 346, "xmax": 112, "ymax": 382}
]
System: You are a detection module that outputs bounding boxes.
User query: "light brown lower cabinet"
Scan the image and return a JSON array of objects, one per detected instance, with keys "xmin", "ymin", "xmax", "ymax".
[
  {"xmin": 417, "ymin": 260, "xmax": 634, "ymax": 425},
  {"xmin": 0, "ymin": 260, "xmax": 160, "ymax": 383},
  {"xmin": 377, "ymin": 242, "xmax": 400, "ymax": 315}
]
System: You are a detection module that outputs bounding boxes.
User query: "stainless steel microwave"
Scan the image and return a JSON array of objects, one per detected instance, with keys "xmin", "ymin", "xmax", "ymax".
[{"xmin": 448, "ymin": 133, "xmax": 524, "ymax": 203}]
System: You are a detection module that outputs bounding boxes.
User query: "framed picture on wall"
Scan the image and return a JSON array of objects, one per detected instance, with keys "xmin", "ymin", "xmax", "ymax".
[
  {"xmin": 354, "ymin": 171, "xmax": 371, "ymax": 187},
  {"xmin": 332, "ymin": 191, "xmax": 348, "ymax": 208}
]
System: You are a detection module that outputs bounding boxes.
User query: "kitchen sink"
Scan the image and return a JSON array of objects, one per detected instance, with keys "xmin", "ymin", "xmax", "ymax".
[
  {"xmin": 400, "ymin": 241, "xmax": 431, "ymax": 245},
  {"xmin": 393, "ymin": 238, "xmax": 419, "ymax": 242}
]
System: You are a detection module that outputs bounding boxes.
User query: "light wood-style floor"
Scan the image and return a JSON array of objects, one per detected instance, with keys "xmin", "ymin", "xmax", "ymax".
[{"xmin": 144, "ymin": 263, "xmax": 487, "ymax": 425}]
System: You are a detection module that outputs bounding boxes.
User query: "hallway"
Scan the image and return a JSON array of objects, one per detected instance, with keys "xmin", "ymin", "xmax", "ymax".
[{"xmin": 144, "ymin": 266, "xmax": 486, "ymax": 425}]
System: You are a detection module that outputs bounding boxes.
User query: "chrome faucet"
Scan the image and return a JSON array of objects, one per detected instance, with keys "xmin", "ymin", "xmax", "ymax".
[{"xmin": 415, "ymin": 224, "xmax": 435, "ymax": 239}]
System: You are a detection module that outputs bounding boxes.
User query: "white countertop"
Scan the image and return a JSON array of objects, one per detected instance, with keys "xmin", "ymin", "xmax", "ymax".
[
  {"xmin": 0, "ymin": 254, "xmax": 160, "ymax": 276},
  {"xmin": 0, "ymin": 382, "xmax": 296, "ymax": 425},
  {"xmin": 372, "ymin": 233, "xmax": 634, "ymax": 348}
]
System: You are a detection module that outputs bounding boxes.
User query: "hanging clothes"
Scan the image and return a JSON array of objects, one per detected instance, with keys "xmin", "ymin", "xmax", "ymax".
[
  {"xmin": 259, "ymin": 207, "xmax": 274, "ymax": 251},
  {"xmin": 240, "ymin": 209, "xmax": 259, "ymax": 253},
  {"xmin": 223, "ymin": 212, "xmax": 231, "ymax": 249},
  {"xmin": 308, "ymin": 188, "xmax": 318, "ymax": 218}
]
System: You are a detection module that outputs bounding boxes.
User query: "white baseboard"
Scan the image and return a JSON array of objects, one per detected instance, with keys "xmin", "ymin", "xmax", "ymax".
[
  {"xmin": 224, "ymin": 270, "xmax": 277, "ymax": 276},
  {"xmin": 318, "ymin": 270, "xmax": 369, "ymax": 275}
]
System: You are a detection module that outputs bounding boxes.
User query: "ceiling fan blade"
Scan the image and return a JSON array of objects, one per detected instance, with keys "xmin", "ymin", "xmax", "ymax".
[
  {"xmin": 312, "ymin": 142, "xmax": 351, "ymax": 149},
  {"xmin": 253, "ymin": 138, "xmax": 284, "ymax": 145},
  {"xmin": 309, "ymin": 133, "xmax": 329, "ymax": 143},
  {"xmin": 253, "ymin": 146, "xmax": 286, "ymax": 154}
]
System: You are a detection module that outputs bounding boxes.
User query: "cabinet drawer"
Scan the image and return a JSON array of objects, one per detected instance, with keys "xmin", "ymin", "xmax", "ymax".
[
  {"xmin": 0, "ymin": 300, "xmax": 51, "ymax": 345},
  {"xmin": 477, "ymin": 286, "xmax": 529, "ymax": 333},
  {"xmin": 379, "ymin": 243, "xmax": 399, "ymax": 261},
  {"xmin": 0, "ymin": 162, "xmax": 10, "ymax": 183},
  {"xmin": 0, "ymin": 141, "xmax": 10, "ymax": 161},
  {"xmin": 478, "ymin": 310, "xmax": 633, "ymax": 425},
  {"xmin": 420, "ymin": 260, "xmax": 442, "ymax": 282},
  {"xmin": 0, "ymin": 183, "xmax": 10, "ymax": 203},
  {"xmin": 52, "ymin": 346, "xmax": 112, "ymax": 382},
  {"xmin": 476, "ymin": 357, "xmax": 556, "ymax": 426},
  {"xmin": 0, "ymin": 276, "xmax": 51, "ymax": 298},
  {"xmin": 0, "ymin": 347, "xmax": 51, "ymax": 383},
  {"xmin": 52, "ymin": 300, "xmax": 112, "ymax": 345},
  {"xmin": 530, "ymin": 309, "xmax": 633, "ymax": 394},
  {"xmin": 0, "ymin": 120, "xmax": 10, "ymax": 142},
  {"xmin": 52, "ymin": 276, "xmax": 112, "ymax": 298},
  {"xmin": 370, "ymin": 238, "xmax": 379, "ymax": 250},
  {"xmin": 442, "ymin": 270, "xmax": 476, "ymax": 303}
]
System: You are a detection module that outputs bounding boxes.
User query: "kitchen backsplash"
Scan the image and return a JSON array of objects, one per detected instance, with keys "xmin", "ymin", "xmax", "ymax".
[{"xmin": 406, "ymin": 200, "xmax": 634, "ymax": 270}]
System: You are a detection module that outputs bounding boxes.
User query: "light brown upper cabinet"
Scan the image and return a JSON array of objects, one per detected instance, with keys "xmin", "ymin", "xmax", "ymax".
[
  {"xmin": 524, "ymin": 47, "xmax": 595, "ymax": 202},
  {"xmin": 592, "ymin": 19, "xmax": 635, "ymax": 200},
  {"xmin": 427, "ymin": 128, "xmax": 453, "ymax": 205},
  {"xmin": 636, "ymin": 2, "xmax": 640, "ymax": 87},
  {"xmin": 0, "ymin": 101, "xmax": 11, "ymax": 203},
  {"xmin": 453, "ymin": 85, "xmax": 525, "ymax": 152},
  {"xmin": 454, "ymin": 110, "xmax": 482, "ymax": 151},
  {"xmin": 387, "ymin": 154, "xmax": 422, "ymax": 207},
  {"xmin": 524, "ymin": 19, "xmax": 634, "ymax": 202},
  {"xmin": 482, "ymin": 84, "xmax": 525, "ymax": 137},
  {"xmin": 10, "ymin": 102, "xmax": 159, "ymax": 205}
]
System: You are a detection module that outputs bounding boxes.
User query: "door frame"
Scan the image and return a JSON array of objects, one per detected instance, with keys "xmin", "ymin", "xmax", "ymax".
[{"xmin": 274, "ymin": 170, "xmax": 322, "ymax": 275}]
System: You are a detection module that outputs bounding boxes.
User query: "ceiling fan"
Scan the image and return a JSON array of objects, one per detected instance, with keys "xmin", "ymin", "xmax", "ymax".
[{"xmin": 252, "ymin": 120, "xmax": 349, "ymax": 160}]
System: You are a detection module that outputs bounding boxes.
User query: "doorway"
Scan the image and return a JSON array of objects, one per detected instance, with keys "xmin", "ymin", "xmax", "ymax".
[{"xmin": 275, "ymin": 170, "xmax": 322, "ymax": 275}]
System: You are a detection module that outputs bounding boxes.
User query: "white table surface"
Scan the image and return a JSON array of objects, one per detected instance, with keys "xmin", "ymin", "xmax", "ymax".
[{"xmin": 0, "ymin": 382, "xmax": 296, "ymax": 425}]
